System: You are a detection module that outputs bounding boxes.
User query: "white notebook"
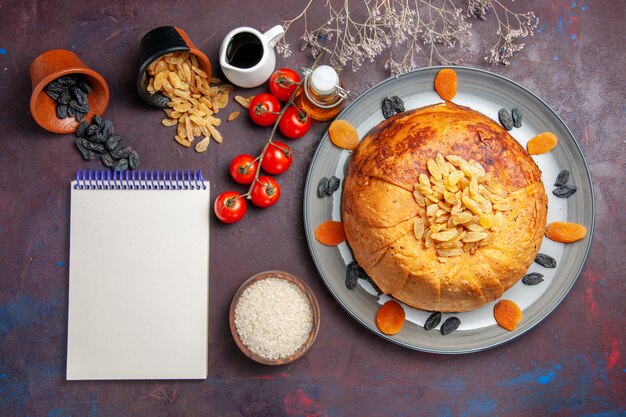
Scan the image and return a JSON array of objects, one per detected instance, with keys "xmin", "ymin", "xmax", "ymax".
[{"xmin": 66, "ymin": 170, "xmax": 210, "ymax": 380}]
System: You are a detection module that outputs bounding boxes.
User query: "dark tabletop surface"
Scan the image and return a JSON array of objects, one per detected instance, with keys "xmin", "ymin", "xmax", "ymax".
[{"xmin": 1, "ymin": 1, "xmax": 624, "ymax": 416}]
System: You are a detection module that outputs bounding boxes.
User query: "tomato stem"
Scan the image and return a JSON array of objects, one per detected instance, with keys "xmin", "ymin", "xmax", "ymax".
[{"xmin": 245, "ymin": 51, "xmax": 326, "ymax": 198}]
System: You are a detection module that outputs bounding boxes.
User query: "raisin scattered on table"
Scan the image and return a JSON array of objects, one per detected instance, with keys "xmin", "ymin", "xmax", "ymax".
[
  {"xmin": 440, "ymin": 317, "xmax": 461, "ymax": 335},
  {"xmin": 553, "ymin": 184, "xmax": 577, "ymax": 198},
  {"xmin": 534, "ymin": 253, "xmax": 557, "ymax": 268},
  {"xmin": 498, "ymin": 108, "xmax": 514, "ymax": 131},
  {"xmin": 424, "ymin": 312, "xmax": 442, "ymax": 331},
  {"xmin": 522, "ymin": 272, "xmax": 544, "ymax": 285},
  {"xmin": 75, "ymin": 118, "xmax": 138, "ymax": 171}
]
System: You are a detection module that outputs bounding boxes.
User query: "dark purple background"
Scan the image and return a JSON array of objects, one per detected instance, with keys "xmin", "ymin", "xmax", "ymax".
[{"xmin": 1, "ymin": 1, "xmax": 624, "ymax": 416}]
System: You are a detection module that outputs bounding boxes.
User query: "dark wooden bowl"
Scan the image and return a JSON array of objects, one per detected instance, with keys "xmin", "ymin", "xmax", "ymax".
[
  {"xmin": 29, "ymin": 49, "xmax": 109, "ymax": 134},
  {"xmin": 229, "ymin": 270, "xmax": 320, "ymax": 366}
]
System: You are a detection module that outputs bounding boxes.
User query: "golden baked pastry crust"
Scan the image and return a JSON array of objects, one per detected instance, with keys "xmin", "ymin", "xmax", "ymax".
[{"xmin": 342, "ymin": 102, "xmax": 547, "ymax": 312}]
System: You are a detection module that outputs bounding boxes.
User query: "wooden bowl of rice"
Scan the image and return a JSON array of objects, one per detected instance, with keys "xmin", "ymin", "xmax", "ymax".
[{"xmin": 229, "ymin": 271, "xmax": 320, "ymax": 365}]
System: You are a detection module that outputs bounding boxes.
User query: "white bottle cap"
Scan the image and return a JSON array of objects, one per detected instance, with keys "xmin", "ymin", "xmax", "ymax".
[{"xmin": 310, "ymin": 65, "xmax": 339, "ymax": 95}]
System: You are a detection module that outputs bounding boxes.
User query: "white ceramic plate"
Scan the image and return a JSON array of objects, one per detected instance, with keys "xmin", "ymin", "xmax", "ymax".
[{"xmin": 303, "ymin": 66, "xmax": 594, "ymax": 354}]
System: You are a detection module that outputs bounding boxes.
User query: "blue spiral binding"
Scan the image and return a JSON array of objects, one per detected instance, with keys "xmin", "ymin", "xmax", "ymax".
[{"xmin": 74, "ymin": 170, "xmax": 206, "ymax": 190}]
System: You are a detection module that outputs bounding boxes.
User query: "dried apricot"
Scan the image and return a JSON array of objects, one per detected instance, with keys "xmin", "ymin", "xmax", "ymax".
[
  {"xmin": 376, "ymin": 300, "xmax": 406, "ymax": 335},
  {"xmin": 315, "ymin": 221, "xmax": 347, "ymax": 246},
  {"xmin": 328, "ymin": 120, "xmax": 359, "ymax": 150},
  {"xmin": 494, "ymin": 299, "xmax": 522, "ymax": 331},
  {"xmin": 434, "ymin": 68, "xmax": 457, "ymax": 101},
  {"xmin": 545, "ymin": 222, "xmax": 587, "ymax": 243},
  {"xmin": 527, "ymin": 132, "xmax": 558, "ymax": 155}
]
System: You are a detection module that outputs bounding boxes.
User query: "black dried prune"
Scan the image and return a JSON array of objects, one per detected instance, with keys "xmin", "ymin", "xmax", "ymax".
[
  {"xmin": 534, "ymin": 253, "xmax": 557, "ymax": 268},
  {"xmin": 498, "ymin": 108, "xmax": 513, "ymax": 131},
  {"xmin": 75, "ymin": 139, "xmax": 94, "ymax": 160},
  {"xmin": 76, "ymin": 121, "xmax": 89, "ymax": 138},
  {"xmin": 424, "ymin": 312, "xmax": 442, "ymax": 331},
  {"xmin": 440, "ymin": 317, "xmax": 461, "ymax": 335},
  {"xmin": 101, "ymin": 153, "xmax": 114, "ymax": 168},
  {"xmin": 522, "ymin": 272, "xmax": 544, "ymax": 285},
  {"xmin": 511, "ymin": 107, "xmax": 522, "ymax": 128},
  {"xmin": 105, "ymin": 134, "xmax": 122, "ymax": 151},
  {"xmin": 110, "ymin": 146, "xmax": 133, "ymax": 160},
  {"xmin": 317, "ymin": 177, "xmax": 329, "ymax": 198},
  {"xmin": 128, "ymin": 150, "xmax": 140, "ymax": 169},
  {"xmin": 345, "ymin": 261, "xmax": 360, "ymax": 289},
  {"xmin": 56, "ymin": 104, "xmax": 68, "ymax": 119},
  {"xmin": 112, "ymin": 158, "xmax": 129, "ymax": 172},
  {"xmin": 326, "ymin": 176, "xmax": 340, "ymax": 196},
  {"xmin": 554, "ymin": 170, "xmax": 570, "ymax": 187},
  {"xmin": 553, "ymin": 184, "xmax": 577, "ymax": 198}
]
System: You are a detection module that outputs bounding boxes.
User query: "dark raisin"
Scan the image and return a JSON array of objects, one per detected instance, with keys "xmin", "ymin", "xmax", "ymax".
[
  {"xmin": 93, "ymin": 115, "xmax": 104, "ymax": 128},
  {"xmin": 326, "ymin": 176, "xmax": 340, "ymax": 195},
  {"xmin": 58, "ymin": 91, "xmax": 72, "ymax": 105},
  {"xmin": 67, "ymin": 106, "xmax": 75, "ymax": 117},
  {"xmin": 522, "ymin": 272, "xmax": 544, "ymax": 285},
  {"xmin": 72, "ymin": 85, "xmax": 88, "ymax": 106},
  {"xmin": 56, "ymin": 104, "xmax": 68, "ymax": 119},
  {"xmin": 89, "ymin": 132, "xmax": 106, "ymax": 143},
  {"xmin": 45, "ymin": 89, "xmax": 61, "ymax": 101},
  {"xmin": 76, "ymin": 121, "xmax": 89, "ymax": 138},
  {"xmin": 424, "ymin": 312, "xmax": 442, "ymax": 331},
  {"xmin": 57, "ymin": 75, "xmax": 76, "ymax": 85},
  {"xmin": 86, "ymin": 124, "xmax": 99, "ymax": 137},
  {"xmin": 345, "ymin": 261, "xmax": 360, "ymax": 289},
  {"xmin": 105, "ymin": 134, "xmax": 122, "ymax": 151},
  {"xmin": 101, "ymin": 153, "xmax": 114, "ymax": 168},
  {"xmin": 390, "ymin": 96, "xmax": 405, "ymax": 113},
  {"xmin": 112, "ymin": 158, "xmax": 129, "ymax": 172},
  {"xmin": 69, "ymin": 99, "xmax": 90, "ymax": 113},
  {"xmin": 83, "ymin": 141, "xmax": 107, "ymax": 154},
  {"xmin": 554, "ymin": 170, "xmax": 570, "ymax": 187},
  {"xmin": 498, "ymin": 108, "xmax": 513, "ymax": 131},
  {"xmin": 128, "ymin": 150, "xmax": 140, "ymax": 170},
  {"xmin": 317, "ymin": 177, "xmax": 329, "ymax": 198},
  {"xmin": 103, "ymin": 120, "xmax": 114, "ymax": 138},
  {"xmin": 440, "ymin": 317, "xmax": 461, "ymax": 335},
  {"xmin": 382, "ymin": 98, "xmax": 395, "ymax": 118},
  {"xmin": 75, "ymin": 111, "xmax": 86, "ymax": 122},
  {"xmin": 110, "ymin": 146, "xmax": 133, "ymax": 160},
  {"xmin": 45, "ymin": 81, "xmax": 64, "ymax": 93},
  {"xmin": 553, "ymin": 184, "xmax": 577, "ymax": 198},
  {"xmin": 534, "ymin": 253, "xmax": 557, "ymax": 268},
  {"xmin": 76, "ymin": 77, "xmax": 92, "ymax": 93},
  {"xmin": 511, "ymin": 108, "xmax": 522, "ymax": 128},
  {"xmin": 75, "ymin": 139, "xmax": 94, "ymax": 160}
]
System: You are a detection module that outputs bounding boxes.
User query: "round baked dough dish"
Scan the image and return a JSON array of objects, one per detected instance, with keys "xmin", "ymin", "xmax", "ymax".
[{"xmin": 342, "ymin": 102, "xmax": 548, "ymax": 312}]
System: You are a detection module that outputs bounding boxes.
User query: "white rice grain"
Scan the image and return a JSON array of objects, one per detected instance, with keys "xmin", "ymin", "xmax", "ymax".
[{"xmin": 234, "ymin": 278, "xmax": 313, "ymax": 360}]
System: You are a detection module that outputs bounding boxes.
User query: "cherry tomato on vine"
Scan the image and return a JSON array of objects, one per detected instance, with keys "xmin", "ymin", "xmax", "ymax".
[
  {"xmin": 269, "ymin": 68, "xmax": 301, "ymax": 102},
  {"xmin": 261, "ymin": 141, "xmax": 292, "ymax": 175},
  {"xmin": 229, "ymin": 154, "xmax": 258, "ymax": 184},
  {"xmin": 279, "ymin": 106, "xmax": 311, "ymax": 139},
  {"xmin": 214, "ymin": 191, "xmax": 247, "ymax": 223},
  {"xmin": 249, "ymin": 93, "xmax": 281, "ymax": 126},
  {"xmin": 250, "ymin": 176, "xmax": 281, "ymax": 208}
]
